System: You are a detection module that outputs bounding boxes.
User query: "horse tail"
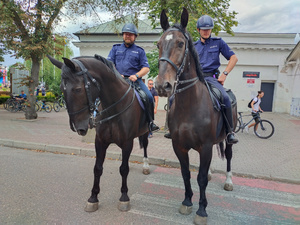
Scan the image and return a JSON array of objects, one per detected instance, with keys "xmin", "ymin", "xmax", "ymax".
[{"xmin": 218, "ymin": 141, "xmax": 225, "ymax": 160}]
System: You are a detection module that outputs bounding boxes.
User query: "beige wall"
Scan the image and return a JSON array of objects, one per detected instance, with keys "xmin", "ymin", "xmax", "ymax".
[{"xmin": 73, "ymin": 32, "xmax": 298, "ymax": 114}]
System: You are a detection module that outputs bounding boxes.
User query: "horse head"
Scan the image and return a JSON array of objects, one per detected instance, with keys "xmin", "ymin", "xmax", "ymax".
[
  {"xmin": 48, "ymin": 55, "xmax": 99, "ymax": 136},
  {"xmin": 155, "ymin": 8, "xmax": 189, "ymax": 97}
]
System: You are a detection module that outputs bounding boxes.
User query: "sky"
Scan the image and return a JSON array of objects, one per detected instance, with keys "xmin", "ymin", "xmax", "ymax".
[{"xmin": 1, "ymin": 0, "xmax": 299, "ymax": 68}]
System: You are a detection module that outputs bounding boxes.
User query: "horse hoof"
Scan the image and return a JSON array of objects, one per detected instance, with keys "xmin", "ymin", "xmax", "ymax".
[
  {"xmin": 143, "ymin": 169, "xmax": 150, "ymax": 175},
  {"xmin": 194, "ymin": 214, "xmax": 207, "ymax": 225},
  {"xmin": 179, "ymin": 204, "xmax": 193, "ymax": 215},
  {"xmin": 84, "ymin": 202, "xmax": 99, "ymax": 212},
  {"xmin": 118, "ymin": 201, "xmax": 130, "ymax": 212},
  {"xmin": 224, "ymin": 183, "xmax": 233, "ymax": 191},
  {"xmin": 207, "ymin": 174, "xmax": 212, "ymax": 181}
]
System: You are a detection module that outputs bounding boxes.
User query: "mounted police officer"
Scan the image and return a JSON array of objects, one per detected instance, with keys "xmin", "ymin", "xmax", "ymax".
[
  {"xmin": 194, "ymin": 15, "xmax": 238, "ymax": 144},
  {"xmin": 107, "ymin": 23, "xmax": 159, "ymax": 132}
]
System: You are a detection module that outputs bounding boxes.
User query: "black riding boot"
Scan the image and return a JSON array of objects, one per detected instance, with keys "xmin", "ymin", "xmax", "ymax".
[
  {"xmin": 144, "ymin": 99, "xmax": 159, "ymax": 132},
  {"xmin": 224, "ymin": 107, "xmax": 238, "ymax": 144}
]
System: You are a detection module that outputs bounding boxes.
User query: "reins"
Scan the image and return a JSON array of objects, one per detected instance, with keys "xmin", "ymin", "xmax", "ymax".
[
  {"xmin": 67, "ymin": 58, "xmax": 135, "ymax": 125},
  {"xmin": 159, "ymin": 27, "xmax": 199, "ymax": 95}
]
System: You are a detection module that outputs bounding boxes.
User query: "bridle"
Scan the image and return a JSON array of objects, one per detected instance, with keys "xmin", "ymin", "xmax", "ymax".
[
  {"xmin": 158, "ymin": 27, "xmax": 199, "ymax": 95},
  {"xmin": 66, "ymin": 58, "xmax": 135, "ymax": 126}
]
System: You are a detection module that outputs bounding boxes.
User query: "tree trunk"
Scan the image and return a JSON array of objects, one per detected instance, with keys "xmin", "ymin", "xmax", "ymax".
[{"xmin": 25, "ymin": 57, "xmax": 40, "ymax": 119}]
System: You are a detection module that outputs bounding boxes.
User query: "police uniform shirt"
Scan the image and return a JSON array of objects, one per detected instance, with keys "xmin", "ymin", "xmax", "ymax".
[
  {"xmin": 194, "ymin": 37, "xmax": 235, "ymax": 73},
  {"xmin": 107, "ymin": 43, "xmax": 149, "ymax": 76}
]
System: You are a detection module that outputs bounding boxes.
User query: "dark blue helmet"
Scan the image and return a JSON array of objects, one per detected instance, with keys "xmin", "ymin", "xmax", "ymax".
[
  {"xmin": 122, "ymin": 23, "xmax": 138, "ymax": 36},
  {"xmin": 197, "ymin": 15, "xmax": 214, "ymax": 30}
]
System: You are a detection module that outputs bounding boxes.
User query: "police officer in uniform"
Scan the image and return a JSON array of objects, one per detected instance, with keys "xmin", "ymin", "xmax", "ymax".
[
  {"xmin": 195, "ymin": 15, "xmax": 238, "ymax": 144},
  {"xmin": 107, "ymin": 23, "xmax": 159, "ymax": 132}
]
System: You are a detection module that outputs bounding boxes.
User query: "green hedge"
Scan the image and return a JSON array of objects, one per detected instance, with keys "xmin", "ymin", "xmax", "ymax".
[{"xmin": 0, "ymin": 96, "xmax": 10, "ymax": 105}]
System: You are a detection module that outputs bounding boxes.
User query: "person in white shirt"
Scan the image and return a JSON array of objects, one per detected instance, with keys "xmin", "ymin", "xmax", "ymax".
[{"xmin": 245, "ymin": 91, "xmax": 264, "ymax": 133}]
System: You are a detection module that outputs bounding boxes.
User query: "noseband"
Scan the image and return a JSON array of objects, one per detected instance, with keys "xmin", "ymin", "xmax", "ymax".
[{"xmin": 158, "ymin": 27, "xmax": 199, "ymax": 94}]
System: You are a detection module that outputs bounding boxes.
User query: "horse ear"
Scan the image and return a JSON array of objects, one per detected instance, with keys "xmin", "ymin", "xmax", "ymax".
[
  {"xmin": 180, "ymin": 7, "xmax": 189, "ymax": 29},
  {"xmin": 62, "ymin": 57, "xmax": 76, "ymax": 71},
  {"xmin": 160, "ymin": 9, "xmax": 170, "ymax": 31},
  {"xmin": 47, "ymin": 55, "xmax": 63, "ymax": 69}
]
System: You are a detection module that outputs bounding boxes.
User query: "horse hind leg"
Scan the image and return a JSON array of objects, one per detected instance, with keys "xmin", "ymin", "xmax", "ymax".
[
  {"xmin": 85, "ymin": 140, "xmax": 109, "ymax": 212},
  {"xmin": 224, "ymin": 143, "xmax": 233, "ymax": 191},
  {"xmin": 139, "ymin": 134, "xmax": 150, "ymax": 175}
]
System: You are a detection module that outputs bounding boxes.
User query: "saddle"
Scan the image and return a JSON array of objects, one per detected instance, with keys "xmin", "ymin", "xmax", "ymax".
[{"xmin": 205, "ymin": 81, "xmax": 237, "ymax": 111}]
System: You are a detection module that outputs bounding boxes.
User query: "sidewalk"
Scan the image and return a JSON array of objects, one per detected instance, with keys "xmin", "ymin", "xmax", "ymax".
[{"xmin": 1, "ymin": 107, "xmax": 299, "ymax": 184}]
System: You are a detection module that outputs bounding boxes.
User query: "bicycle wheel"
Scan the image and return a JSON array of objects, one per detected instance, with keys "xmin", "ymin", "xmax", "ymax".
[
  {"xmin": 53, "ymin": 102, "xmax": 60, "ymax": 112},
  {"xmin": 254, "ymin": 120, "xmax": 274, "ymax": 139},
  {"xmin": 4, "ymin": 99, "xmax": 9, "ymax": 110},
  {"xmin": 8, "ymin": 101, "xmax": 17, "ymax": 112},
  {"xmin": 21, "ymin": 104, "xmax": 27, "ymax": 112},
  {"xmin": 60, "ymin": 99, "xmax": 67, "ymax": 109},
  {"xmin": 44, "ymin": 104, "xmax": 52, "ymax": 113},
  {"xmin": 37, "ymin": 101, "xmax": 43, "ymax": 111},
  {"xmin": 234, "ymin": 118, "xmax": 241, "ymax": 133},
  {"xmin": 35, "ymin": 103, "xmax": 40, "ymax": 112}
]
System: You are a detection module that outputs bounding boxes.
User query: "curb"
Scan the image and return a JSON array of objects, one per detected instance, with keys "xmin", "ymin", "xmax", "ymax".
[{"xmin": 1, "ymin": 138, "xmax": 299, "ymax": 184}]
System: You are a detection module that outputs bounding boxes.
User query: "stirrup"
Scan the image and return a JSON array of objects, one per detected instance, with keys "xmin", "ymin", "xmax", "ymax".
[
  {"xmin": 151, "ymin": 123, "xmax": 160, "ymax": 132},
  {"xmin": 226, "ymin": 133, "xmax": 238, "ymax": 144}
]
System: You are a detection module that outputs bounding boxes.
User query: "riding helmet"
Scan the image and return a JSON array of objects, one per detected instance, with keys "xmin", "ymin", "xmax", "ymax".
[
  {"xmin": 122, "ymin": 23, "xmax": 138, "ymax": 36},
  {"xmin": 197, "ymin": 15, "xmax": 214, "ymax": 30}
]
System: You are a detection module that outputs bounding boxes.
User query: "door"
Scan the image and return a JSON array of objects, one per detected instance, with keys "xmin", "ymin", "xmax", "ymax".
[{"xmin": 260, "ymin": 82, "xmax": 274, "ymax": 112}]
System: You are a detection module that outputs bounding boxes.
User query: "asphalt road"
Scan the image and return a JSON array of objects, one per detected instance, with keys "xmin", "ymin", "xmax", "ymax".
[{"xmin": 1, "ymin": 146, "xmax": 299, "ymax": 225}]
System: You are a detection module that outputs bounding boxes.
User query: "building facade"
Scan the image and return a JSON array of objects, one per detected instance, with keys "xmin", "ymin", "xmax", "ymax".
[{"xmin": 73, "ymin": 18, "xmax": 299, "ymax": 115}]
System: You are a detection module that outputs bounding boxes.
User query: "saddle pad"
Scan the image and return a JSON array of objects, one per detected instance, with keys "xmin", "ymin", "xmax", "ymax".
[{"xmin": 134, "ymin": 90, "xmax": 145, "ymax": 111}]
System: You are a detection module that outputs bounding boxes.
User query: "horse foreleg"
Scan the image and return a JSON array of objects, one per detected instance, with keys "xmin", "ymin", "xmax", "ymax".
[
  {"xmin": 194, "ymin": 145, "xmax": 212, "ymax": 225},
  {"xmin": 85, "ymin": 139, "xmax": 109, "ymax": 212},
  {"xmin": 224, "ymin": 143, "xmax": 233, "ymax": 191},
  {"xmin": 118, "ymin": 140, "xmax": 134, "ymax": 212},
  {"xmin": 173, "ymin": 146, "xmax": 193, "ymax": 215},
  {"xmin": 139, "ymin": 134, "xmax": 150, "ymax": 175}
]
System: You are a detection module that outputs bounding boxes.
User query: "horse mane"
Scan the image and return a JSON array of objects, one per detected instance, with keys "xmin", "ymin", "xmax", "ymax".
[
  {"xmin": 171, "ymin": 24, "xmax": 204, "ymax": 82},
  {"xmin": 72, "ymin": 55, "xmax": 125, "ymax": 81}
]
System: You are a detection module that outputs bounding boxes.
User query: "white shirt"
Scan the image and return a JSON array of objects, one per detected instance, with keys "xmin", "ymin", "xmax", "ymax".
[{"xmin": 251, "ymin": 97, "xmax": 261, "ymax": 113}]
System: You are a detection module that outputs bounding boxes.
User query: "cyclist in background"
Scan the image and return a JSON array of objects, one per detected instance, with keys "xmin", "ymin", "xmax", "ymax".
[
  {"xmin": 16, "ymin": 90, "xmax": 27, "ymax": 101},
  {"xmin": 245, "ymin": 91, "xmax": 264, "ymax": 133}
]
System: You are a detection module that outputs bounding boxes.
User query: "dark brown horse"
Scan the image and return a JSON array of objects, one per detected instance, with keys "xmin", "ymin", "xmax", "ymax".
[
  {"xmin": 48, "ymin": 55, "xmax": 150, "ymax": 212},
  {"xmin": 155, "ymin": 9, "xmax": 237, "ymax": 225}
]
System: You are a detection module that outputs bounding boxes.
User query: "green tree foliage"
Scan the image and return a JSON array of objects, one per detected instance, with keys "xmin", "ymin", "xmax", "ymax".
[
  {"xmin": 95, "ymin": 0, "xmax": 238, "ymax": 40},
  {"xmin": 0, "ymin": 0, "xmax": 99, "ymax": 119},
  {"xmin": 24, "ymin": 35, "xmax": 73, "ymax": 97},
  {"xmin": 146, "ymin": 49, "xmax": 159, "ymax": 78},
  {"xmin": 0, "ymin": 47, "xmax": 4, "ymax": 63}
]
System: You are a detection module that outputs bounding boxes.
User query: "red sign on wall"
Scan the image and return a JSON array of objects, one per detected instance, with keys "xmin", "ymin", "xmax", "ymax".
[{"xmin": 247, "ymin": 79, "xmax": 255, "ymax": 84}]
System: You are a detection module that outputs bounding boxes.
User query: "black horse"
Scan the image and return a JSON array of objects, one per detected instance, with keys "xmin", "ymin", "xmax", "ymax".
[
  {"xmin": 48, "ymin": 55, "xmax": 151, "ymax": 212},
  {"xmin": 155, "ymin": 9, "xmax": 237, "ymax": 225}
]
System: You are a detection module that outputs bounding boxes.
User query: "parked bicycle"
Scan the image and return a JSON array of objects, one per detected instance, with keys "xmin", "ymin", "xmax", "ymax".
[
  {"xmin": 4, "ymin": 95, "xmax": 27, "ymax": 112},
  {"xmin": 53, "ymin": 95, "xmax": 67, "ymax": 112},
  {"xmin": 235, "ymin": 111, "xmax": 274, "ymax": 139},
  {"xmin": 36, "ymin": 100, "xmax": 52, "ymax": 113}
]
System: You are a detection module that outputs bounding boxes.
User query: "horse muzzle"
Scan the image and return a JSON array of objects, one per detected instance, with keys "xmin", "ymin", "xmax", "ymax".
[
  {"xmin": 155, "ymin": 80, "xmax": 172, "ymax": 97},
  {"xmin": 69, "ymin": 117, "xmax": 88, "ymax": 136}
]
